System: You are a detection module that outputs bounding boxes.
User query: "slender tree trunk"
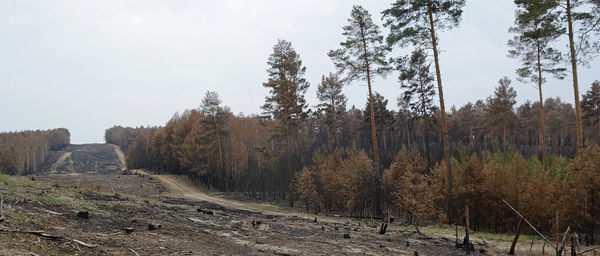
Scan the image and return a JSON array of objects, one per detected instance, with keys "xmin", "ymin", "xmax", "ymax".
[
  {"xmin": 215, "ymin": 120, "xmax": 225, "ymax": 186},
  {"xmin": 536, "ymin": 39, "xmax": 548, "ymax": 172},
  {"xmin": 383, "ymin": 128, "xmax": 388, "ymax": 155},
  {"xmin": 406, "ymin": 122, "xmax": 411, "ymax": 148},
  {"xmin": 419, "ymin": 71, "xmax": 430, "ymax": 163},
  {"xmin": 360, "ymin": 26, "xmax": 382, "ymax": 217},
  {"xmin": 503, "ymin": 124, "xmax": 508, "ymax": 150},
  {"xmin": 509, "ymin": 217, "xmax": 524, "ymax": 255},
  {"xmin": 428, "ymin": 3, "xmax": 454, "ymax": 224},
  {"xmin": 566, "ymin": 0, "xmax": 585, "ymax": 157},
  {"xmin": 331, "ymin": 98, "xmax": 337, "ymax": 149},
  {"xmin": 597, "ymin": 114, "xmax": 600, "ymax": 144}
]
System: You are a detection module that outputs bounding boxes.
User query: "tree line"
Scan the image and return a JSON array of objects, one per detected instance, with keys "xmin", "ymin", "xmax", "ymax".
[
  {"xmin": 0, "ymin": 128, "xmax": 70, "ymax": 175},
  {"xmin": 104, "ymin": 0, "xmax": 599, "ymax": 237}
]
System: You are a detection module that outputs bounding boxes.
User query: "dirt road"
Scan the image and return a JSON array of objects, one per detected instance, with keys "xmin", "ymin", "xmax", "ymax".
[{"xmin": 136, "ymin": 170, "xmax": 340, "ymax": 222}]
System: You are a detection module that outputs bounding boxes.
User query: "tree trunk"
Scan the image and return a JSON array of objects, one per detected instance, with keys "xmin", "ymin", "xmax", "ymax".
[
  {"xmin": 360, "ymin": 25, "xmax": 382, "ymax": 217},
  {"xmin": 503, "ymin": 123, "xmax": 508, "ymax": 150},
  {"xmin": 597, "ymin": 114, "xmax": 600, "ymax": 145},
  {"xmin": 420, "ymin": 74, "xmax": 431, "ymax": 163},
  {"xmin": 566, "ymin": 0, "xmax": 585, "ymax": 157},
  {"xmin": 509, "ymin": 217, "xmax": 523, "ymax": 255},
  {"xmin": 428, "ymin": 3, "xmax": 454, "ymax": 224},
  {"xmin": 536, "ymin": 39, "xmax": 548, "ymax": 173},
  {"xmin": 465, "ymin": 205, "xmax": 471, "ymax": 255},
  {"xmin": 406, "ymin": 122, "xmax": 411, "ymax": 148}
]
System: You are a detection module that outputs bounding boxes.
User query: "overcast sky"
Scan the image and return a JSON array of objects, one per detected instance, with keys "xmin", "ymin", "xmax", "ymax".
[{"xmin": 1, "ymin": 0, "xmax": 598, "ymax": 144}]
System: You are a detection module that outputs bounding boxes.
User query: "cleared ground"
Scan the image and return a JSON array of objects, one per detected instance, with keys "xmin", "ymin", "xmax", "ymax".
[{"xmin": 3, "ymin": 144, "xmax": 592, "ymax": 255}]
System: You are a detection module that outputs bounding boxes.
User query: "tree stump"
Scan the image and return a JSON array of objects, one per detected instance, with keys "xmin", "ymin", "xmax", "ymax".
[
  {"xmin": 77, "ymin": 211, "xmax": 89, "ymax": 219},
  {"xmin": 148, "ymin": 223, "xmax": 161, "ymax": 230}
]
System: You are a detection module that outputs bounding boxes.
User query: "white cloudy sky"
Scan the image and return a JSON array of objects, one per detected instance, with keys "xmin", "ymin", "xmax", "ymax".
[{"xmin": 1, "ymin": 0, "xmax": 598, "ymax": 143}]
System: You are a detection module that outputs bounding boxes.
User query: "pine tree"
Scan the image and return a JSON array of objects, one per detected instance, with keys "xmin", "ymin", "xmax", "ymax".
[
  {"xmin": 583, "ymin": 81, "xmax": 600, "ymax": 144},
  {"xmin": 199, "ymin": 91, "xmax": 230, "ymax": 190},
  {"xmin": 508, "ymin": 0, "xmax": 566, "ymax": 172},
  {"xmin": 485, "ymin": 77, "xmax": 517, "ymax": 148},
  {"xmin": 396, "ymin": 49, "xmax": 437, "ymax": 162},
  {"xmin": 383, "ymin": 0, "xmax": 466, "ymax": 223},
  {"xmin": 316, "ymin": 73, "xmax": 347, "ymax": 150},
  {"xmin": 560, "ymin": 0, "xmax": 600, "ymax": 156},
  {"xmin": 262, "ymin": 39, "xmax": 309, "ymax": 197},
  {"xmin": 329, "ymin": 5, "xmax": 391, "ymax": 216}
]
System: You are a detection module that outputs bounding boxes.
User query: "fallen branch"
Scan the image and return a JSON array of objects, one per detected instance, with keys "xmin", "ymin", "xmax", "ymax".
[
  {"xmin": 577, "ymin": 248, "xmax": 596, "ymax": 255},
  {"xmin": 72, "ymin": 239, "xmax": 95, "ymax": 248},
  {"xmin": 485, "ymin": 187, "xmax": 557, "ymax": 250},
  {"xmin": 35, "ymin": 207, "xmax": 63, "ymax": 216},
  {"xmin": 129, "ymin": 248, "xmax": 140, "ymax": 256},
  {"xmin": 0, "ymin": 228, "xmax": 96, "ymax": 248}
]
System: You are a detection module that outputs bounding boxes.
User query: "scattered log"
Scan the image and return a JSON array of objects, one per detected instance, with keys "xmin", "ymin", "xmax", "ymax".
[
  {"xmin": 77, "ymin": 211, "xmax": 89, "ymax": 219},
  {"xmin": 343, "ymin": 233, "xmax": 350, "ymax": 239},
  {"xmin": 148, "ymin": 223, "xmax": 161, "ymax": 231},
  {"xmin": 509, "ymin": 217, "xmax": 524, "ymax": 255},
  {"xmin": 379, "ymin": 222, "xmax": 388, "ymax": 235}
]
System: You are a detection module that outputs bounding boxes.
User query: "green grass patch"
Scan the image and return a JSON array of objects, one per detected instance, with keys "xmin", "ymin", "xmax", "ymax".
[
  {"xmin": 42, "ymin": 195, "xmax": 74, "ymax": 205},
  {"xmin": 390, "ymin": 224, "xmax": 537, "ymax": 243},
  {"xmin": 0, "ymin": 174, "xmax": 43, "ymax": 193}
]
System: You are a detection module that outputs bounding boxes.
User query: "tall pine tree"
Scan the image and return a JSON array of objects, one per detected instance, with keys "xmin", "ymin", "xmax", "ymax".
[
  {"xmin": 508, "ymin": 0, "xmax": 566, "ymax": 172},
  {"xmin": 328, "ymin": 5, "xmax": 391, "ymax": 216},
  {"xmin": 383, "ymin": 0, "xmax": 466, "ymax": 223},
  {"xmin": 560, "ymin": 0, "xmax": 600, "ymax": 156},
  {"xmin": 262, "ymin": 39, "xmax": 309, "ymax": 199}
]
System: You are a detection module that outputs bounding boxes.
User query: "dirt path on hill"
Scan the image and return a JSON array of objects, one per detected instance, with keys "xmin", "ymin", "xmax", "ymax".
[
  {"xmin": 110, "ymin": 144, "xmax": 126, "ymax": 169},
  {"xmin": 50, "ymin": 152, "xmax": 72, "ymax": 173},
  {"xmin": 135, "ymin": 170, "xmax": 342, "ymax": 223}
]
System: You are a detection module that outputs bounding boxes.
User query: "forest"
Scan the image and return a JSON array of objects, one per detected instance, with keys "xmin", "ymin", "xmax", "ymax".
[
  {"xmin": 0, "ymin": 0, "xmax": 598, "ymax": 244},
  {"xmin": 103, "ymin": 0, "xmax": 600, "ymax": 240},
  {"xmin": 0, "ymin": 128, "xmax": 70, "ymax": 175}
]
